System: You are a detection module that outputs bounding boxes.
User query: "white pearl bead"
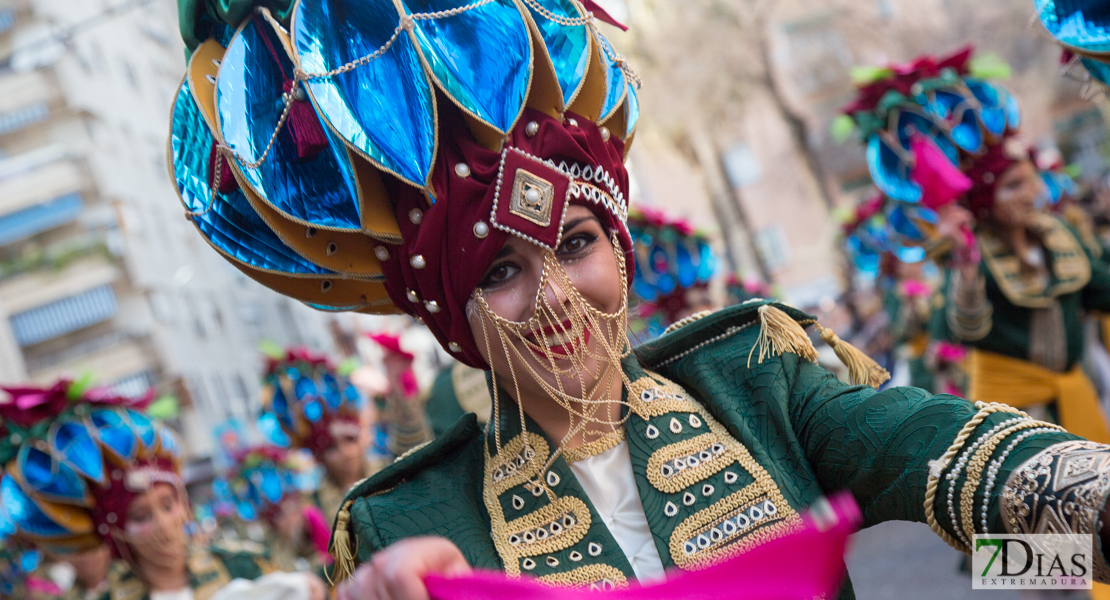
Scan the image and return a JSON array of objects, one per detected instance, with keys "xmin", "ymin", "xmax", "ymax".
[
  {"xmin": 409, "ymin": 208, "xmax": 422, "ymax": 224},
  {"xmin": 375, "ymin": 246, "xmax": 389, "ymax": 261},
  {"xmin": 454, "ymin": 163, "xmax": 471, "ymax": 178},
  {"xmin": 406, "ymin": 289, "xmax": 419, "ymax": 303},
  {"xmin": 473, "ymin": 221, "xmax": 489, "ymax": 238},
  {"xmin": 525, "ymin": 121, "xmax": 539, "ymax": 136},
  {"xmin": 568, "ymin": 118, "xmax": 579, "ymax": 127},
  {"xmin": 410, "ymin": 255, "xmax": 426, "ymax": 269},
  {"xmin": 599, "ymin": 126, "xmax": 611, "ymax": 142},
  {"xmin": 525, "ymin": 188, "xmax": 541, "ymax": 204},
  {"xmin": 448, "ymin": 342, "xmax": 461, "ymax": 353},
  {"xmin": 425, "ymin": 300, "xmax": 440, "ymax": 313}
]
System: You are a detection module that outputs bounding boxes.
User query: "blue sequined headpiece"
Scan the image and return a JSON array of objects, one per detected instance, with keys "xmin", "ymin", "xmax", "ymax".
[
  {"xmin": 1036, "ymin": 1, "xmax": 1110, "ymax": 89},
  {"xmin": 168, "ymin": 0, "xmax": 640, "ymax": 315},
  {"xmin": 212, "ymin": 445, "xmax": 315, "ymax": 522},
  {"xmin": 0, "ymin": 380, "xmax": 181, "ymax": 553}
]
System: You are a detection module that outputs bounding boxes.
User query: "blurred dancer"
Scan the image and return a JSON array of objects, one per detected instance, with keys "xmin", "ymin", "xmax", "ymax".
[
  {"xmin": 366, "ymin": 333, "xmax": 433, "ymax": 456},
  {"xmin": 212, "ymin": 446, "xmax": 330, "ymax": 573},
  {"xmin": 258, "ymin": 347, "xmax": 375, "ymax": 522},
  {"xmin": 0, "ymin": 379, "xmax": 326, "ymax": 600}
]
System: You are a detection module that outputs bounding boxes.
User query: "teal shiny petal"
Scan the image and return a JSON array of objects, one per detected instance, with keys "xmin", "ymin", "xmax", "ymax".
[
  {"xmin": 594, "ymin": 31, "xmax": 626, "ymax": 121},
  {"xmin": 217, "ymin": 14, "xmax": 362, "ymax": 230},
  {"xmin": 50, "ymin": 420, "xmax": 105, "ymax": 485},
  {"xmin": 524, "ymin": 0, "xmax": 588, "ymax": 104},
  {"xmin": 90, "ymin": 409, "xmax": 137, "ymax": 463},
  {"xmin": 866, "ymin": 134, "xmax": 921, "ymax": 203},
  {"xmin": 17, "ymin": 446, "xmax": 87, "ymax": 505},
  {"xmin": 1, "ymin": 476, "xmax": 68, "ymax": 538},
  {"xmin": 293, "ymin": 0, "xmax": 436, "ymax": 188},
  {"xmin": 1037, "ymin": 0, "xmax": 1110, "ymax": 53},
  {"xmin": 624, "ymin": 82, "xmax": 639, "ymax": 136},
  {"xmin": 171, "ymin": 79, "xmax": 336, "ymax": 276},
  {"xmin": 402, "ymin": 0, "xmax": 531, "ymax": 133}
]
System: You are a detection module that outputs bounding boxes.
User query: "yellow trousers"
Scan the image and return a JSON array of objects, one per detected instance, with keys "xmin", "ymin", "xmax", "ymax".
[{"xmin": 967, "ymin": 348, "xmax": 1110, "ymax": 444}]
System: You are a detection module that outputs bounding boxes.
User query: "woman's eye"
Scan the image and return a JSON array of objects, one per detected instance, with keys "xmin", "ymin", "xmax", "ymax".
[
  {"xmin": 558, "ymin": 233, "xmax": 596, "ymax": 256},
  {"xmin": 480, "ymin": 262, "xmax": 520, "ymax": 288}
]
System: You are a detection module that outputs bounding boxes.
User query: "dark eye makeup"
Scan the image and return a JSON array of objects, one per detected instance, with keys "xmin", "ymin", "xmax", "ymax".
[{"xmin": 477, "ymin": 222, "xmax": 601, "ymax": 290}]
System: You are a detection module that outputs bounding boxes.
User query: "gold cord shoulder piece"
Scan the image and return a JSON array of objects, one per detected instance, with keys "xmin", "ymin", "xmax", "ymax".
[
  {"xmin": 327, "ymin": 500, "xmax": 357, "ymax": 585},
  {"xmin": 815, "ymin": 324, "xmax": 890, "ymax": 389},
  {"xmin": 662, "ymin": 310, "xmax": 715, "ymax": 336},
  {"xmin": 746, "ymin": 304, "xmax": 820, "ymax": 368}
]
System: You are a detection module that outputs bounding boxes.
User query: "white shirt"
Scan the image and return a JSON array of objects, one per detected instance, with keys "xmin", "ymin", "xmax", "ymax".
[
  {"xmin": 568, "ymin": 440, "xmax": 666, "ymax": 581},
  {"xmin": 150, "ymin": 589, "xmax": 193, "ymax": 600}
]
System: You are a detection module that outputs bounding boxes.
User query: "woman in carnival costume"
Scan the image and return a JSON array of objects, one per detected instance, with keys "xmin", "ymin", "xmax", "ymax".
[
  {"xmin": 257, "ymin": 347, "xmax": 377, "ymax": 522},
  {"xmin": 213, "ymin": 445, "xmax": 331, "ymax": 573},
  {"xmin": 842, "ymin": 44, "xmax": 1110, "ymax": 443},
  {"xmin": 170, "ymin": 1, "xmax": 1110, "ymax": 598},
  {"xmin": 0, "ymin": 379, "xmax": 326, "ymax": 600}
]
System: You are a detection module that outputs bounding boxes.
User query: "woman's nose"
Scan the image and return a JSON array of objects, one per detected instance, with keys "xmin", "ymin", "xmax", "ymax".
[{"xmin": 544, "ymin": 277, "xmax": 570, "ymax": 312}]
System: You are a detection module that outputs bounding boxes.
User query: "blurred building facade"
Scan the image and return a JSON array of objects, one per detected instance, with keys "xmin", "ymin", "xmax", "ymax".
[{"xmin": 0, "ymin": 0, "xmax": 336, "ymax": 462}]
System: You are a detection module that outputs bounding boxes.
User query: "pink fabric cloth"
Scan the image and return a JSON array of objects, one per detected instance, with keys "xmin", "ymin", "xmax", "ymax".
[
  {"xmin": 425, "ymin": 493, "xmax": 860, "ymax": 600},
  {"xmin": 302, "ymin": 504, "xmax": 332, "ymax": 559},
  {"xmin": 910, "ymin": 135, "xmax": 972, "ymax": 211}
]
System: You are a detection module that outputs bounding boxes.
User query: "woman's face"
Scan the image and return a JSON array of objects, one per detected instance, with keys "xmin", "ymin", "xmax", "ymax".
[
  {"xmin": 122, "ymin": 482, "xmax": 189, "ymax": 571},
  {"xmin": 321, "ymin": 420, "xmax": 368, "ymax": 483},
  {"xmin": 992, "ymin": 160, "xmax": 1044, "ymax": 229},
  {"xmin": 467, "ymin": 205, "xmax": 624, "ymax": 403}
]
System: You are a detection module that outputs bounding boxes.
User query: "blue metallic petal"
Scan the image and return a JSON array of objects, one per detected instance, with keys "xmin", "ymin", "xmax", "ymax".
[
  {"xmin": 294, "ymin": 0, "xmax": 437, "ymax": 187},
  {"xmin": 321, "ymin": 373, "xmax": 342, "ymax": 410},
  {"xmin": 895, "ymin": 110, "xmax": 957, "ymax": 164},
  {"xmin": 258, "ymin": 469, "xmax": 283, "ymax": 503},
  {"xmin": 257, "ymin": 413, "xmax": 292, "ymax": 447},
  {"xmin": 965, "ymin": 80, "xmax": 1006, "ymax": 137},
  {"xmin": 294, "ymin": 376, "xmax": 318, "ymax": 401},
  {"xmin": 866, "ymin": 134, "xmax": 921, "ymax": 203},
  {"xmin": 237, "ymin": 500, "xmax": 257, "ymax": 521},
  {"xmin": 50, "ymin": 421, "xmax": 105, "ymax": 485},
  {"xmin": 1, "ymin": 476, "xmax": 68, "ymax": 538},
  {"xmin": 17, "ymin": 446, "xmax": 88, "ymax": 506},
  {"xmin": 171, "ymin": 80, "xmax": 335, "ymax": 276},
  {"xmin": 303, "ymin": 399, "xmax": 324, "ymax": 423},
  {"xmin": 124, "ymin": 410, "xmax": 156, "ymax": 451},
  {"xmin": 1036, "ymin": 0, "xmax": 1110, "ymax": 53},
  {"xmin": 524, "ymin": 0, "xmax": 588, "ymax": 105},
  {"xmin": 402, "ymin": 0, "xmax": 531, "ymax": 133},
  {"xmin": 888, "ymin": 205, "xmax": 926, "ymax": 242},
  {"xmin": 932, "ymin": 90, "xmax": 982, "ymax": 152},
  {"xmin": 217, "ymin": 14, "xmax": 363, "ymax": 231},
  {"xmin": 594, "ymin": 31, "xmax": 626, "ymax": 121},
  {"xmin": 1002, "ymin": 89, "xmax": 1021, "ymax": 129},
  {"xmin": 90, "ymin": 409, "xmax": 137, "ymax": 462},
  {"xmin": 675, "ymin": 243, "xmax": 696, "ymax": 288},
  {"xmin": 624, "ymin": 82, "xmax": 639, "ymax": 136},
  {"xmin": 158, "ymin": 427, "xmax": 182, "ymax": 459}
]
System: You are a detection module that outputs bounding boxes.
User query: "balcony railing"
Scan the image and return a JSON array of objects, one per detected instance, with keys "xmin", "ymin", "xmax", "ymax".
[
  {"xmin": 9, "ymin": 282, "xmax": 117, "ymax": 346},
  {"xmin": 0, "ymin": 192, "xmax": 82, "ymax": 247}
]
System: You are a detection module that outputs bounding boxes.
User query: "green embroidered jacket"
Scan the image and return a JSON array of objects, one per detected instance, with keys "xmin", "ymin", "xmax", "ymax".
[
  {"xmin": 933, "ymin": 214, "xmax": 1110, "ymax": 369},
  {"xmin": 336, "ymin": 301, "xmax": 1086, "ymax": 595}
]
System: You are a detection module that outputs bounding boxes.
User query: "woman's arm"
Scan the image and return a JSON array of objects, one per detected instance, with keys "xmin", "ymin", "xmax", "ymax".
[{"xmin": 788, "ymin": 356, "xmax": 1110, "ymax": 572}]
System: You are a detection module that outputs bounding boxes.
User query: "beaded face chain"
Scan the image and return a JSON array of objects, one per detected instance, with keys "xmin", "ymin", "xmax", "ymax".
[{"xmin": 471, "ymin": 232, "xmax": 634, "ymax": 491}]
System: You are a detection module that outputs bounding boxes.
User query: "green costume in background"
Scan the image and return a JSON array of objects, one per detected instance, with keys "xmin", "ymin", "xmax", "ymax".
[
  {"xmin": 935, "ymin": 214, "xmax": 1110, "ymax": 442},
  {"xmin": 92, "ymin": 543, "xmax": 272, "ymax": 600},
  {"xmin": 425, "ymin": 363, "xmax": 493, "ymax": 438},
  {"xmin": 332, "ymin": 301, "xmax": 1107, "ymax": 598}
]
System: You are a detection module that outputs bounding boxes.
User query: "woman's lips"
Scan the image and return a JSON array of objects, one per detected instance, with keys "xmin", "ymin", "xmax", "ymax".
[{"xmin": 526, "ymin": 321, "xmax": 590, "ymax": 358}]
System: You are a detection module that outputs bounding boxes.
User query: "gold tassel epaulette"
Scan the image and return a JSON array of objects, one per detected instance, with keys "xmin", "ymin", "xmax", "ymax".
[
  {"xmin": 816, "ymin": 324, "xmax": 890, "ymax": 389},
  {"xmin": 747, "ymin": 304, "xmax": 820, "ymax": 367},
  {"xmin": 327, "ymin": 500, "xmax": 358, "ymax": 585}
]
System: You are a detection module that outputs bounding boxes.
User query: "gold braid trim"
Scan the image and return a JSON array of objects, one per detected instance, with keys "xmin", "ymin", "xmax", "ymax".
[
  {"xmin": 327, "ymin": 500, "xmax": 357, "ymax": 584},
  {"xmin": 815, "ymin": 324, "xmax": 890, "ymax": 389},
  {"xmin": 627, "ymin": 375, "xmax": 698, "ymax": 418},
  {"xmin": 562, "ymin": 428, "xmax": 625, "ymax": 463},
  {"xmin": 536, "ymin": 564, "xmax": 627, "ymax": 589},
  {"xmin": 669, "ymin": 484, "xmax": 800, "ymax": 570},
  {"xmin": 499, "ymin": 496, "xmax": 592, "ymax": 558},
  {"xmin": 646, "ymin": 433, "xmax": 730, "ymax": 494},
  {"xmin": 924, "ymin": 401, "xmax": 1027, "ymax": 554},
  {"xmin": 958, "ymin": 420, "xmax": 1063, "ymax": 544},
  {"xmin": 747, "ymin": 305, "xmax": 820, "ymax": 367},
  {"xmin": 489, "ymin": 432, "xmax": 551, "ymax": 496}
]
